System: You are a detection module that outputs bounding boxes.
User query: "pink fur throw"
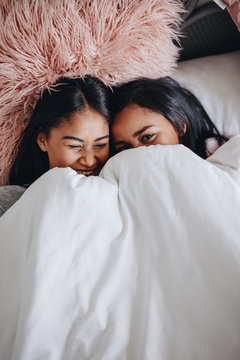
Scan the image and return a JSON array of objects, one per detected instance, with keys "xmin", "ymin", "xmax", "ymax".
[{"xmin": 0, "ymin": 0, "xmax": 183, "ymax": 185}]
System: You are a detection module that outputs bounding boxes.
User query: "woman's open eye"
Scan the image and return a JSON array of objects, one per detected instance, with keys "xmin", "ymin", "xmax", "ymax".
[{"xmin": 141, "ymin": 133, "xmax": 155, "ymax": 143}]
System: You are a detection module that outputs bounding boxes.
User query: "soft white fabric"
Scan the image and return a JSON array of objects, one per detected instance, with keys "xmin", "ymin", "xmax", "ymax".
[
  {"xmin": 0, "ymin": 136, "xmax": 240, "ymax": 360},
  {"xmin": 174, "ymin": 51, "xmax": 240, "ymax": 136}
]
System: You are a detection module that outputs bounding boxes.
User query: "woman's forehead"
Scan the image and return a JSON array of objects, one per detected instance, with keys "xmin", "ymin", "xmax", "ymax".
[
  {"xmin": 113, "ymin": 105, "xmax": 166, "ymax": 129},
  {"xmin": 50, "ymin": 110, "xmax": 109, "ymax": 139}
]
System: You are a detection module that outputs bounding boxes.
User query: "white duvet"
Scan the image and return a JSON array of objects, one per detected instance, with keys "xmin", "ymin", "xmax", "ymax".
[{"xmin": 0, "ymin": 136, "xmax": 240, "ymax": 360}]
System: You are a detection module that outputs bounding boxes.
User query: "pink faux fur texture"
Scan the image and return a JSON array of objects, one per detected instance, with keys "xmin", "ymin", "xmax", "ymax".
[{"xmin": 0, "ymin": 0, "xmax": 183, "ymax": 185}]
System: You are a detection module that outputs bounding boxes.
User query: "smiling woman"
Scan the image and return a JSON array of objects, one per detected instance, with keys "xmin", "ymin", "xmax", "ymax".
[
  {"xmin": 9, "ymin": 76, "xmax": 110, "ymax": 186},
  {"xmin": 36, "ymin": 109, "xmax": 109, "ymax": 177}
]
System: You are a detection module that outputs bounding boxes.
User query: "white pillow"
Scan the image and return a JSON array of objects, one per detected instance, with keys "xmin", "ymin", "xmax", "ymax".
[{"xmin": 173, "ymin": 51, "xmax": 240, "ymax": 136}]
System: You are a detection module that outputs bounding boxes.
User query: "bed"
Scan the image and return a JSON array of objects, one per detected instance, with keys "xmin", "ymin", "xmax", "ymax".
[
  {"xmin": 1, "ymin": 132, "xmax": 240, "ymax": 360},
  {"xmin": 0, "ymin": 1, "xmax": 240, "ymax": 359}
]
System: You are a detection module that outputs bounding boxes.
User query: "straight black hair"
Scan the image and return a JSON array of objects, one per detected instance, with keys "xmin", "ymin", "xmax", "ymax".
[
  {"xmin": 9, "ymin": 76, "xmax": 110, "ymax": 186},
  {"xmin": 110, "ymin": 77, "xmax": 227, "ymax": 158}
]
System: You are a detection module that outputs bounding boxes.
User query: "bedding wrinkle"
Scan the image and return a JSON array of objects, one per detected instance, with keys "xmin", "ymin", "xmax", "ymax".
[
  {"xmin": 102, "ymin": 144, "xmax": 240, "ymax": 359},
  {"xmin": 1, "ymin": 140, "xmax": 240, "ymax": 359},
  {"xmin": 101, "ymin": 160, "xmax": 150, "ymax": 359},
  {"xmin": 207, "ymin": 135, "xmax": 240, "ymax": 183}
]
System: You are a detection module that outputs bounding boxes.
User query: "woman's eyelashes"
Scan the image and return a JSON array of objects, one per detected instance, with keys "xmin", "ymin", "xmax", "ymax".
[
  {"xmin": 140, "ymin": 133, "xmax": 155, "ymax": 143},
  {"xmin": 67, "ymin": 144, "xmax": 82, "ymax": 150},
  {"xmin": 94, "ymin": 143, "xmax": 109, "ymax": 149},
  {"xmin": 114, "ymin": 144, "xmax": 130, "ymax": 153},
  {"xmin": 114, "ymin": 133, "xmax": 156, "ymax": 152},
  {"xmin": 66, "ymin": 143, "xmax": 109, "ymax": 151}
]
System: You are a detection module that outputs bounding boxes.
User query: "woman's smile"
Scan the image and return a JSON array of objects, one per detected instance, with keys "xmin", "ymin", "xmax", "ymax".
[{"xmin": 37, "ymin": 109, "xmax": 110, "ymax": 175}]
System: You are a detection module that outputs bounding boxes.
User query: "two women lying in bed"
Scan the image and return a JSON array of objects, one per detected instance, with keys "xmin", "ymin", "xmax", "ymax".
[{"xmin": 0, "ymin": 76, "xmax": 226, "ymax": 216}]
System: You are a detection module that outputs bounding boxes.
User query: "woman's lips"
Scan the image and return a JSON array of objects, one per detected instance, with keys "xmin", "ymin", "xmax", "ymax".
[{"xmin": 74, "ymin": 168, "xmax": 100, "ymax": 176}]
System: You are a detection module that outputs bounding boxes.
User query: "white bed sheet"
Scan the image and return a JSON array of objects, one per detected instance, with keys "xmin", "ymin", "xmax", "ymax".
[{"xmin": 0, "ymin": 136, "xmax": 240, "ymax": 360}]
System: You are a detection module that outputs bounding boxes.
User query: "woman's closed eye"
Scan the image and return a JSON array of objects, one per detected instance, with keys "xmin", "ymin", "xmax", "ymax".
[
  {"xmin": 67, "ymin": 144, "xmax": 82, "ymax": 150},
  {"xmin": 115, "ymin": 144, "xmax": 130, "ymax": 153},
  {"xmin": 94, "ymin": 143, "xmax": 109, "ymax": 149}
]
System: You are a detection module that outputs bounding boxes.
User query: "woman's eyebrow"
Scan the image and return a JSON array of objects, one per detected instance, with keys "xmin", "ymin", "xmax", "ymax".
[
  {"xmin": 62, "ymin": 135, "xmax": 109, "ymax": 142},
  {"xmin": 62, "ymin": 136, "xmax": 83, "ymax": 142},
  {"xmin": 95, "ymin": 135, "xmax": 109, "ymax": 141},
  {"xmin": 133, "ymin": 125, "xmax": 154, "ymax": 137}
]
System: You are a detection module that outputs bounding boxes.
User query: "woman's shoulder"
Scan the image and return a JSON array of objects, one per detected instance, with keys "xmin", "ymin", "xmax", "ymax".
[
  {"xmin": 206, "ymin": 136, "xmax": 231, "ymax": 157},
  {"xmin": 0, "ymin": 185, "xmax": 26, "ymax": 217}
]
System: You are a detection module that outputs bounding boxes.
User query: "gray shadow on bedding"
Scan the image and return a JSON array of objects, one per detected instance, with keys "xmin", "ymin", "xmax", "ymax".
[{"xmin": 0, "ymin": 185, "xmax": 26, "ymax": 217}]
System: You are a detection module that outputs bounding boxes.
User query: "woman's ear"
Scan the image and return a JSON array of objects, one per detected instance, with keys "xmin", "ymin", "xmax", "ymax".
[
  {"xmin": 178, "ymin": 122, "xmax": 187, "ymax": 136},
  {"xmin": 36, "ymin": 132, "xmax": 48, "ymax": 152},
  {"xmin": 183, "ymin": 123, "xmax": 187, "ymax": 134}
]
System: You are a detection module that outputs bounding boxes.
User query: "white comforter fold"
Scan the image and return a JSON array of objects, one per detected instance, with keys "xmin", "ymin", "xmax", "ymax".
[{"xmin": 0, "ymin": 136, "xmax": 240, "ymax": 360}]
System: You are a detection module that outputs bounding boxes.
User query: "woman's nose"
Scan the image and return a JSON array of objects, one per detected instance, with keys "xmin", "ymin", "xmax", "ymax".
[{"xmin": 79, "ymin": 149, "xmax": 96, "ymax": 168}]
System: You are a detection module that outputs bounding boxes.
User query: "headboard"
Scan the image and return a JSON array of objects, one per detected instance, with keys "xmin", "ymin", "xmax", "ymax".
[{"xmin": 179, "ymin": 0, "xmax": 240, "ymax": 61}]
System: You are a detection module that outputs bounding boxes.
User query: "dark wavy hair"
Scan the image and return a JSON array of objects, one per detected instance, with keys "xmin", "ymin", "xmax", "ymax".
[
  {"xmin": 9, "ymin": 76, "xmax": 110, "ymax": 186},
  {"xmin": 110, "ymin": 77, "xmax": 227, "ymax": 158}
]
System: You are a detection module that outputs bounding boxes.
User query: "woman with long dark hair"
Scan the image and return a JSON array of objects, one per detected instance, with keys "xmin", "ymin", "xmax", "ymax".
[
  {"xmin": 110, "ymin": 77, "xmax": 227, "ymax": 158},
  {"xmin": 0, "ymin": 76, "xmax": 111, "ymax": 216},
  {"xmin": 10, "ymin": 75, "xmax": 111, "ymax": 186}
]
